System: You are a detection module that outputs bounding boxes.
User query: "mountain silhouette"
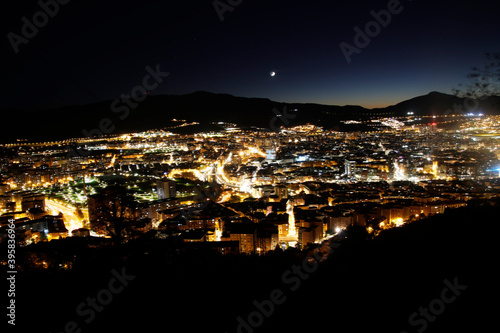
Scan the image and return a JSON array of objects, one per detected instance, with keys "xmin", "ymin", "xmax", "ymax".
[{"xmin": 1, "ymin": 91, "xmax": 499, "ymax": 143}]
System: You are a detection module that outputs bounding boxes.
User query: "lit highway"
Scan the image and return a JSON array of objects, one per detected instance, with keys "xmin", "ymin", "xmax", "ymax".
[{"xmin": 45, "ymin": 199, "xmax": 87, "ymax": 234}]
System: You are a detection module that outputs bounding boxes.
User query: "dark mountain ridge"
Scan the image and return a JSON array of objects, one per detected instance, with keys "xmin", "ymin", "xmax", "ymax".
[{"xmin": 1, "ymin": 91, "xmax": 499, "ymax": 143}]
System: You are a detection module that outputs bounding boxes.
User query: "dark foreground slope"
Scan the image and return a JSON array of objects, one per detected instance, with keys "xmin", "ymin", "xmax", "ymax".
[
  {"xmin": 6, "ymin": 203, "xmax": 499, "ymax": 333},
  {"xmin": 265, "ymin": 204, "xmax": 498, "ymax": 333}
]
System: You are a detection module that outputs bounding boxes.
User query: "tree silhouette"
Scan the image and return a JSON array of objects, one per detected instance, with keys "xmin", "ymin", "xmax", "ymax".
[
  {"xmin": 88, "ymin": 185, "xmax": 138, "ymax": 244},
  {"xmin": 453, "ymin": 52, "xmax": 500, "ymax": 99}
]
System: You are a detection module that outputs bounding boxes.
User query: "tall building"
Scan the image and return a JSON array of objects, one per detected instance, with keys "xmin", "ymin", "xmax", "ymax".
[
  {"xmin": 21, "ymin": 194, "xmax": 45, "ymax": 212},
  {"xmin": 345, "ymin": 160, "xmax": 356, "ymax": 178},
  {"xmin": 223, "ymin": 223, "xmax": 279, "ymax": 254},
  {"xmin": 156, "ymin": 179, "xmax": 176, "ymax": 199},
  {"xmin": 274, "ymin": 185, "xmax": 288, "ymax": 200},
  {"xmin": 266, "ymin": 148, "xmax": 276, "ymax": 161}
]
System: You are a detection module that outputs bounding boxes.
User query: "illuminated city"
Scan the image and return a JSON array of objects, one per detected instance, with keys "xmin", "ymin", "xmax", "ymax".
[
  {"xmin": 2, "ymin": 1, "xmax": 499, "ymax": 332},
  {"xmin": 3, "ymin": 109, "xmax": 500, "ymax": 333},
  {"xmin": 2, "ymin": 113, "xmax": 499, "ymax": 249}
]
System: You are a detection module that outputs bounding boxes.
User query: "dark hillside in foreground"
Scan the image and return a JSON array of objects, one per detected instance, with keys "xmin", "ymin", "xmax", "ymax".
[
  {"xmin": 265, "ymin": 203, "xmax": 498, "ymax": 333},
  {"xmin": 6, "ymin": 203, "xmax": 498, "ymax": 333}
]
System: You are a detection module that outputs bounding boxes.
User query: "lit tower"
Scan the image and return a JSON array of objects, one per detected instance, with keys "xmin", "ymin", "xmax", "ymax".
[
  {"xmin": 278, "ymin": 200, "xmax": 298, "ymax": 248},
  {"xmin": 286, "ymin": 200, "xmax": 297, "ymax": 237},
  {"xmin": 345, "ymin": 160, "xmax": 356, "ymax": 178}
]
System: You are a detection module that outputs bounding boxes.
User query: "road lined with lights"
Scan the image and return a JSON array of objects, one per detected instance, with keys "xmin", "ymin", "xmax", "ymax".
[{"xmin": 45, "ymin": 199, "xmax": 87, "ymax": 234}]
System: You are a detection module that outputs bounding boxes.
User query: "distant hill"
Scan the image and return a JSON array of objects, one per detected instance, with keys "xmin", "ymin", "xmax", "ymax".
[
  {"xmin": 1, "ymin": 91, "xmax": 499, "ymax": 143},
  {"xmin": 374, "ymin": 91, "xmax": 500, "ymax": 116}
]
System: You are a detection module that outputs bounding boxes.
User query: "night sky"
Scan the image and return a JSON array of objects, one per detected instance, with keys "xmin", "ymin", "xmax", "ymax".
[{"xmin": 2, "ymin": 0, "xmax": 499, "ymax": 111}]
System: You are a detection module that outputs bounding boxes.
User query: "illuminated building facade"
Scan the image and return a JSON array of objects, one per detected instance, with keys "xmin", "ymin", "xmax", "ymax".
[{"xmin": 156, "ymin": 179, "xmax": 176, "ymax": 199}]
